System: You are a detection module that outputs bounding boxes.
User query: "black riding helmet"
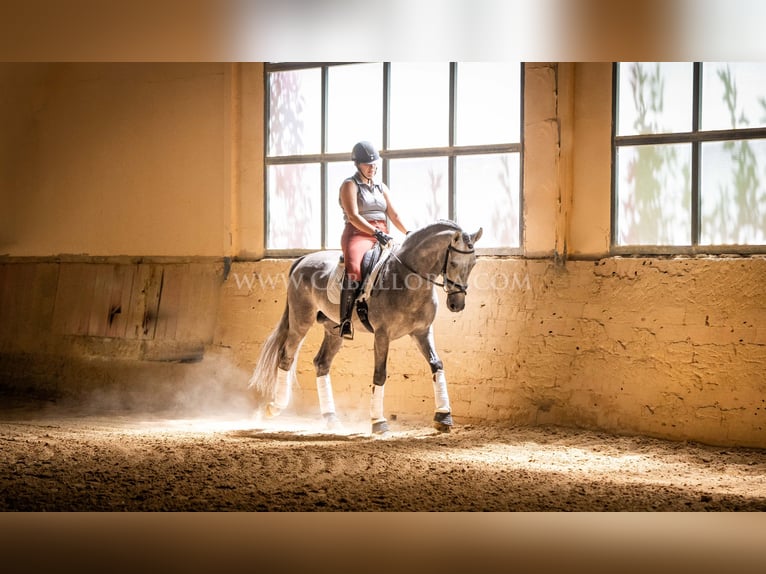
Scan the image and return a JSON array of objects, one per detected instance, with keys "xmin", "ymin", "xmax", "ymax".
[{"xmin": 352, "ymin": 141, "xmax": 380, "ymax": 164}]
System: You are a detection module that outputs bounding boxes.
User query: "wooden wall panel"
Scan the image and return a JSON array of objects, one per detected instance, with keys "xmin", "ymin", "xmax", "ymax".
[
  {"xmin": 105, "ymin": 264, "xmax": 135, "ymax": 339},
  {"xmin": 0, "ymin": 263, "xmax": 59, "ymax": 352},
  {"xmin": 0, "ymin": 264, "xmax": 29, "ymax": 343},
  {"xmin": 126, "ymin": 264, "xmax": 163, "ymax": 340},
  {"xmin": 52, "ymin": 262, "xmax": 165, "ymax": 341},
  {"xmin": 52, "ymin": 263, "xmax": 97, "ymax": 336},
  {"xmin": 181, "ymin": 264, "xmax": 221, "ymax": 343},
  {"xmin": 0, "ymin": 265, "xmax": 10, "ymax": 340},
  {"xmin": 5, "ymin": 265, "xmax": 31, "ymax": 339},
  {"xmin": 154, "ymin": 263, "xmax": 185, "ymax": 341},
  {"xmin": 150, "ymin": 263, "xmax": 222, "ymax": 345},
  {"xmin": 87, "ymin": 264, "xmax": 115, "ymax": 337},
  {"xmin": 23, "ymin": 263, "xmax": 59, "ymax": 349},
  {"xmin": 2, "ymin": 260, "xmax": 221, "ymax": 359}
]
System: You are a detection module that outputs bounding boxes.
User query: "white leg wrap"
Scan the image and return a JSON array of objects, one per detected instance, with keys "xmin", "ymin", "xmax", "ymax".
[
  {"xmin": 432, "ymin": 369, "xmax": 451, "ymax": 413},
  {"xmin": 272, "ymin": 367, "xmax": 291, "ymax": 410},
  {"xmin": 370, "ymin": 385, "xmax": 385, "ymax": 422},
  {"xmin": 316, "ymin": 374, "xmax": 336, "ymax": 415}
]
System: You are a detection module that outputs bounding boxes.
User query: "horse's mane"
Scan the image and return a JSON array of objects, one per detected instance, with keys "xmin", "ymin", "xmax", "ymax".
[
  {"xmin": 401, "ymin": 220, "xmax": 465, "ymax": 251},
  {"xmin": 403, "ymin": 220, "xmax": 461, "ymax": 244}
]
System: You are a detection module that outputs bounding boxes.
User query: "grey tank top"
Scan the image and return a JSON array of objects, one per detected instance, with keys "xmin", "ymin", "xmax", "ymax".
[{"xmin": 341, "ymin": 173, "xmax": 387, "ymax": 222}]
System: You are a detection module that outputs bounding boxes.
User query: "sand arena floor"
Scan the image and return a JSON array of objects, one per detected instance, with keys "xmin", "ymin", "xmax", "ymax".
[{"xmin": 1, "ymin": 398, "xmax": 765, "ymax": 512}]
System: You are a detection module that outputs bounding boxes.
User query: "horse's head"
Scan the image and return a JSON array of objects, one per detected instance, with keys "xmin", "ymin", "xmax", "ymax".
[{"xmin": 444, "ymin": 227, "xmax": 483, "ymax": 312}]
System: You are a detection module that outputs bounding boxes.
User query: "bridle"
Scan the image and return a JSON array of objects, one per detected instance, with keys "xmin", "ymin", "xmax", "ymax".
[{"xmin": 391, "ymin": 242, "xmax": 475, "ymax": 295}]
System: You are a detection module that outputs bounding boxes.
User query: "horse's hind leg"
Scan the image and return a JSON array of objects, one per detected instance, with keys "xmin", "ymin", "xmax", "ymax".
[
  {"xmin": 411, "ymin": 328, "xmax": 452, "ymax": 432},
  {"xmin": 269, "ymin": 298, "xmax": 315, "ymax": 417},
  {"xmin": 312, "ymin": 317, "xmax": 344, "ymax": 429}
]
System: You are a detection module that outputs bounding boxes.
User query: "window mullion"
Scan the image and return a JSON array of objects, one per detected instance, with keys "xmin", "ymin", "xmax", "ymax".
[
  {"xmin": 518, "ymin": 61, "xmax": 526, "ymax": 250},
  {"xmin": 321, "ymin": 65, "xmax": 329, "ymax": 248},
  {"xmin": 610, "ymin": 62, "xmax": 620, "ymax": 249},
  {"xmin": 691, "ymin": 62, "xmax": 702, "ymax": 247},
  {"xmin": 382, "ymin": 62, "xmax": 391, "ymax": 184},
  {"xmin": 448, "ymin": 62, "xmax": 457, "ymax": 221},
  {"xmin": 263, "ymin": 68, "xmax": 271, "ymax": 252}
]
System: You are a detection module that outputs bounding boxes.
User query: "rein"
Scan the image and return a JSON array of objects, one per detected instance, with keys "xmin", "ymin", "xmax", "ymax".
[{"xmin": 390, "ymin": 243, "xmax": 474, "ymax": 295}]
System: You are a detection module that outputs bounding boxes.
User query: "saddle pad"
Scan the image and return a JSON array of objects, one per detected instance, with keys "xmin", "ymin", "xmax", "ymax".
[
  {"xmin": 327, "ymin": 260, "xmax": 344, "ymax": 304},
  {"xmin": 326, "ymin": 244, "xmax": 393, "ymax": 306}
]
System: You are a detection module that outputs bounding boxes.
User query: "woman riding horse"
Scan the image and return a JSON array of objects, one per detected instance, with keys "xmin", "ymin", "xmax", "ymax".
[
  {"xmin": 248, "ymin": 218, "xmax": 483, "ymax": 435},
  {"xmin": 338, "ymin": 141, "xmax": 409, "ymax": 339}
]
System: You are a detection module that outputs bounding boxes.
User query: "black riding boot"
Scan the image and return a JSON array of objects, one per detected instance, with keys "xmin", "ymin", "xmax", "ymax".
[{"xmin": 338, "ymin": 276, "xmax": 359, "ymax": 340}]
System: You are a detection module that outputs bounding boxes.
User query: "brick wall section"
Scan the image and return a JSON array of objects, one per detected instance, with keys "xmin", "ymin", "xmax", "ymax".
[{"xmin": 216, "ymin": 256, "xmax": 766, "ymax": 448}]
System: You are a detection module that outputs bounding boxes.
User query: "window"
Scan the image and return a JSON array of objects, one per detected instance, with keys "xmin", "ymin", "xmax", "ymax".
[
  {"xmin": 613, "ymin": 62, "xmax": 766, "ymax": 252},
  {"xmin": 265, "ymin": 62, "xmax": 523, "ymax": 253}
]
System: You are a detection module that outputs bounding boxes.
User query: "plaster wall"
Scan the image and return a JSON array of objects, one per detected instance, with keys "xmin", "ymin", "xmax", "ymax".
[
  {"xmin": 214, "ymin": 256, "xmax": 766, "ymax": 448},
  {"xmin": 0, "ymin": 63, "xmax": 233, "ymax": 257}
]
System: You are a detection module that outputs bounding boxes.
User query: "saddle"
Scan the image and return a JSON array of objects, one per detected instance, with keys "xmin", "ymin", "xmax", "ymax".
[
  {"xmin": 360, "ymin": 243, "xmax": 384, "ymax": 283},
  {"xmin": 327, "ymin": 243, "xmax": 392, "ymax": 333}
]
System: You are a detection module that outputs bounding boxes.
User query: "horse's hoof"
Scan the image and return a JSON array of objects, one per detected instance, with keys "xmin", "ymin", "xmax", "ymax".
[
  {"xmin": 371, "ymin": 420, "xmax": 389, "ymax": 435},
  {"xmin": 323, "ymin": 412, "xmax": 340, "ymax": 431},
  {"xmin": 433, "ymin": 411, "xmax": 453, "ymax": 433},
  {"xmin": 266, "ymin": 403, "xmax": 282, "ymax": 418}
]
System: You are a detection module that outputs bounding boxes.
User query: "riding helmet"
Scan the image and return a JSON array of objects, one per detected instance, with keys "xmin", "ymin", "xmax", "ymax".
[{"xmin": 352, "ymin": 141, "xmax": 380, "ymax": 164}]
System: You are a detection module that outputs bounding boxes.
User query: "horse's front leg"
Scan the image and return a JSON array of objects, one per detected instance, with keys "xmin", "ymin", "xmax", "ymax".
[
  {"xmin": 370, "ymin": 331, "xmax": 390, "ymax": 434},
  {"xmin": 312, "ymin": 319, "xmax": 345, "ymax": 430},
  {"xmin": 411, "ymin": 328, "xmax": 453, "ymax": 432}
]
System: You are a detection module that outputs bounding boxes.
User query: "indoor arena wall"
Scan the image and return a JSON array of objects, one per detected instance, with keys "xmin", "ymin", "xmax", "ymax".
[{"xmin": 2, "ymin": 62, "xmax": 764, "ymax": 448}]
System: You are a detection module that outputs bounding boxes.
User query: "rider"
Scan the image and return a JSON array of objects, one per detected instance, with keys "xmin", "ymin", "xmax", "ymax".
[{"xmin": 337, "ymin": 140, "xmax": 409, "ymax": 339}]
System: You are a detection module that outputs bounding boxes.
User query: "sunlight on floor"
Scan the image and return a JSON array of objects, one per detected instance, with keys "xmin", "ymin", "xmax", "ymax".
[
  {"xmin": 128, "ymin": 412, "xmax": 374, "ymax": 437},
  {"xmin": 427, "ymin": 442, "xmax": 766, "ymax": 496}
]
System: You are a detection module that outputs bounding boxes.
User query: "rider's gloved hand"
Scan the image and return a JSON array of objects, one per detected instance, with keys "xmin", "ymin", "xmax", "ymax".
[{"xmin": 373, "ymin": 229, "xmax": 393, "ymax": 246}]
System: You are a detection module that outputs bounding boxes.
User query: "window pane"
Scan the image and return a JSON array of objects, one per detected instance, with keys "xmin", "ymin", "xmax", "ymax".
[
  {"xmin": 702, "ymin": 63, "xmax": 766, "ymax": 131},
  {"xmin": 268, "ymin": 69, "xmax": 321, "ymax": 156},
  {"xmin": 617, "ymin": 62, "xmax": 693, "ymax": 136},
  {"xmin": 326, "ymin": 161, "xmax": 353, "ymax": 250},
  {"xmin": 389, "ymin": 63, "xmax": 449, "ymax": 149},
  {"xmin": 388, "ymin": 157, "xmax": 449, "ymax": 237},
  {"xmin": 456, "ymin": 62, "xmax": 521, "ymax": 145},
  {"xmin": 456, "ymin": 154, "xmax": 520, "ymax": 248},
  {"xmin": 701, "ymin": 139, "xmax": 766, "ymax": 245},
  {"xmin": 616, "ymin": 144, "xmax": 691, "ymax": 245},
  {"xmin": 327, "ymin": 63, "xmax": 383, "ymax": 154},
  {"xmin": 267, "ymin": 163, "xmax": 321, "ymax": 249}
]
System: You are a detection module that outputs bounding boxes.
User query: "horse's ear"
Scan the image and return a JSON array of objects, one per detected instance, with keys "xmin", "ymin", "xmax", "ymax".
[{"xmin": 471, "ymin": 228, "xmax": 483, "ymax": 244}]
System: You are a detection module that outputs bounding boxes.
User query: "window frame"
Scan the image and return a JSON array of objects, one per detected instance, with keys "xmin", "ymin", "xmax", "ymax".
[
  {"xmin": 611, "ymin": 62, "xmax": 766, "ymax": 255},
  {"xmin": 264, "ymin": 62, "xmax": 525, "ymax": 257}
]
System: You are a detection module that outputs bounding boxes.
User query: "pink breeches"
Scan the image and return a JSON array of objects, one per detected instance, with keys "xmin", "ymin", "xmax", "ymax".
[{"xmin": 340, "ymin": 220, "xmax": 388, "ymax": 281}]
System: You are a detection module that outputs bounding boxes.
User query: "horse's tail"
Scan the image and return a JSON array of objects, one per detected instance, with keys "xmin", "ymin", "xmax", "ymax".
[
  {"xmin": 247, "ymin": 302, "xmax": 295, "ymax": 407},
  {"xmin": 247, "ymin": 257, "xmax": 303, "ymax": 405}
]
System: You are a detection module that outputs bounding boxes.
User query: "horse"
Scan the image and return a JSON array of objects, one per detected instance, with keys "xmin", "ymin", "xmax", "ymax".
[{"xmin": 247, "ymin": 220, "xmax": 483, "ymax": 434}]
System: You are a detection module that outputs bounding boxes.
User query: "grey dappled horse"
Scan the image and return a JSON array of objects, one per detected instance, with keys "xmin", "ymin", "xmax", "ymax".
[{"xmin": 247, "ymin": 220, "xmax": 483, "ymax": 434}]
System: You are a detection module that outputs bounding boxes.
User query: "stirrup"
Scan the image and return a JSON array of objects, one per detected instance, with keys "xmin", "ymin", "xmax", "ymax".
[{"xmin": 338, "ymin": 320, "xmax": 354, "ymax": 340}]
